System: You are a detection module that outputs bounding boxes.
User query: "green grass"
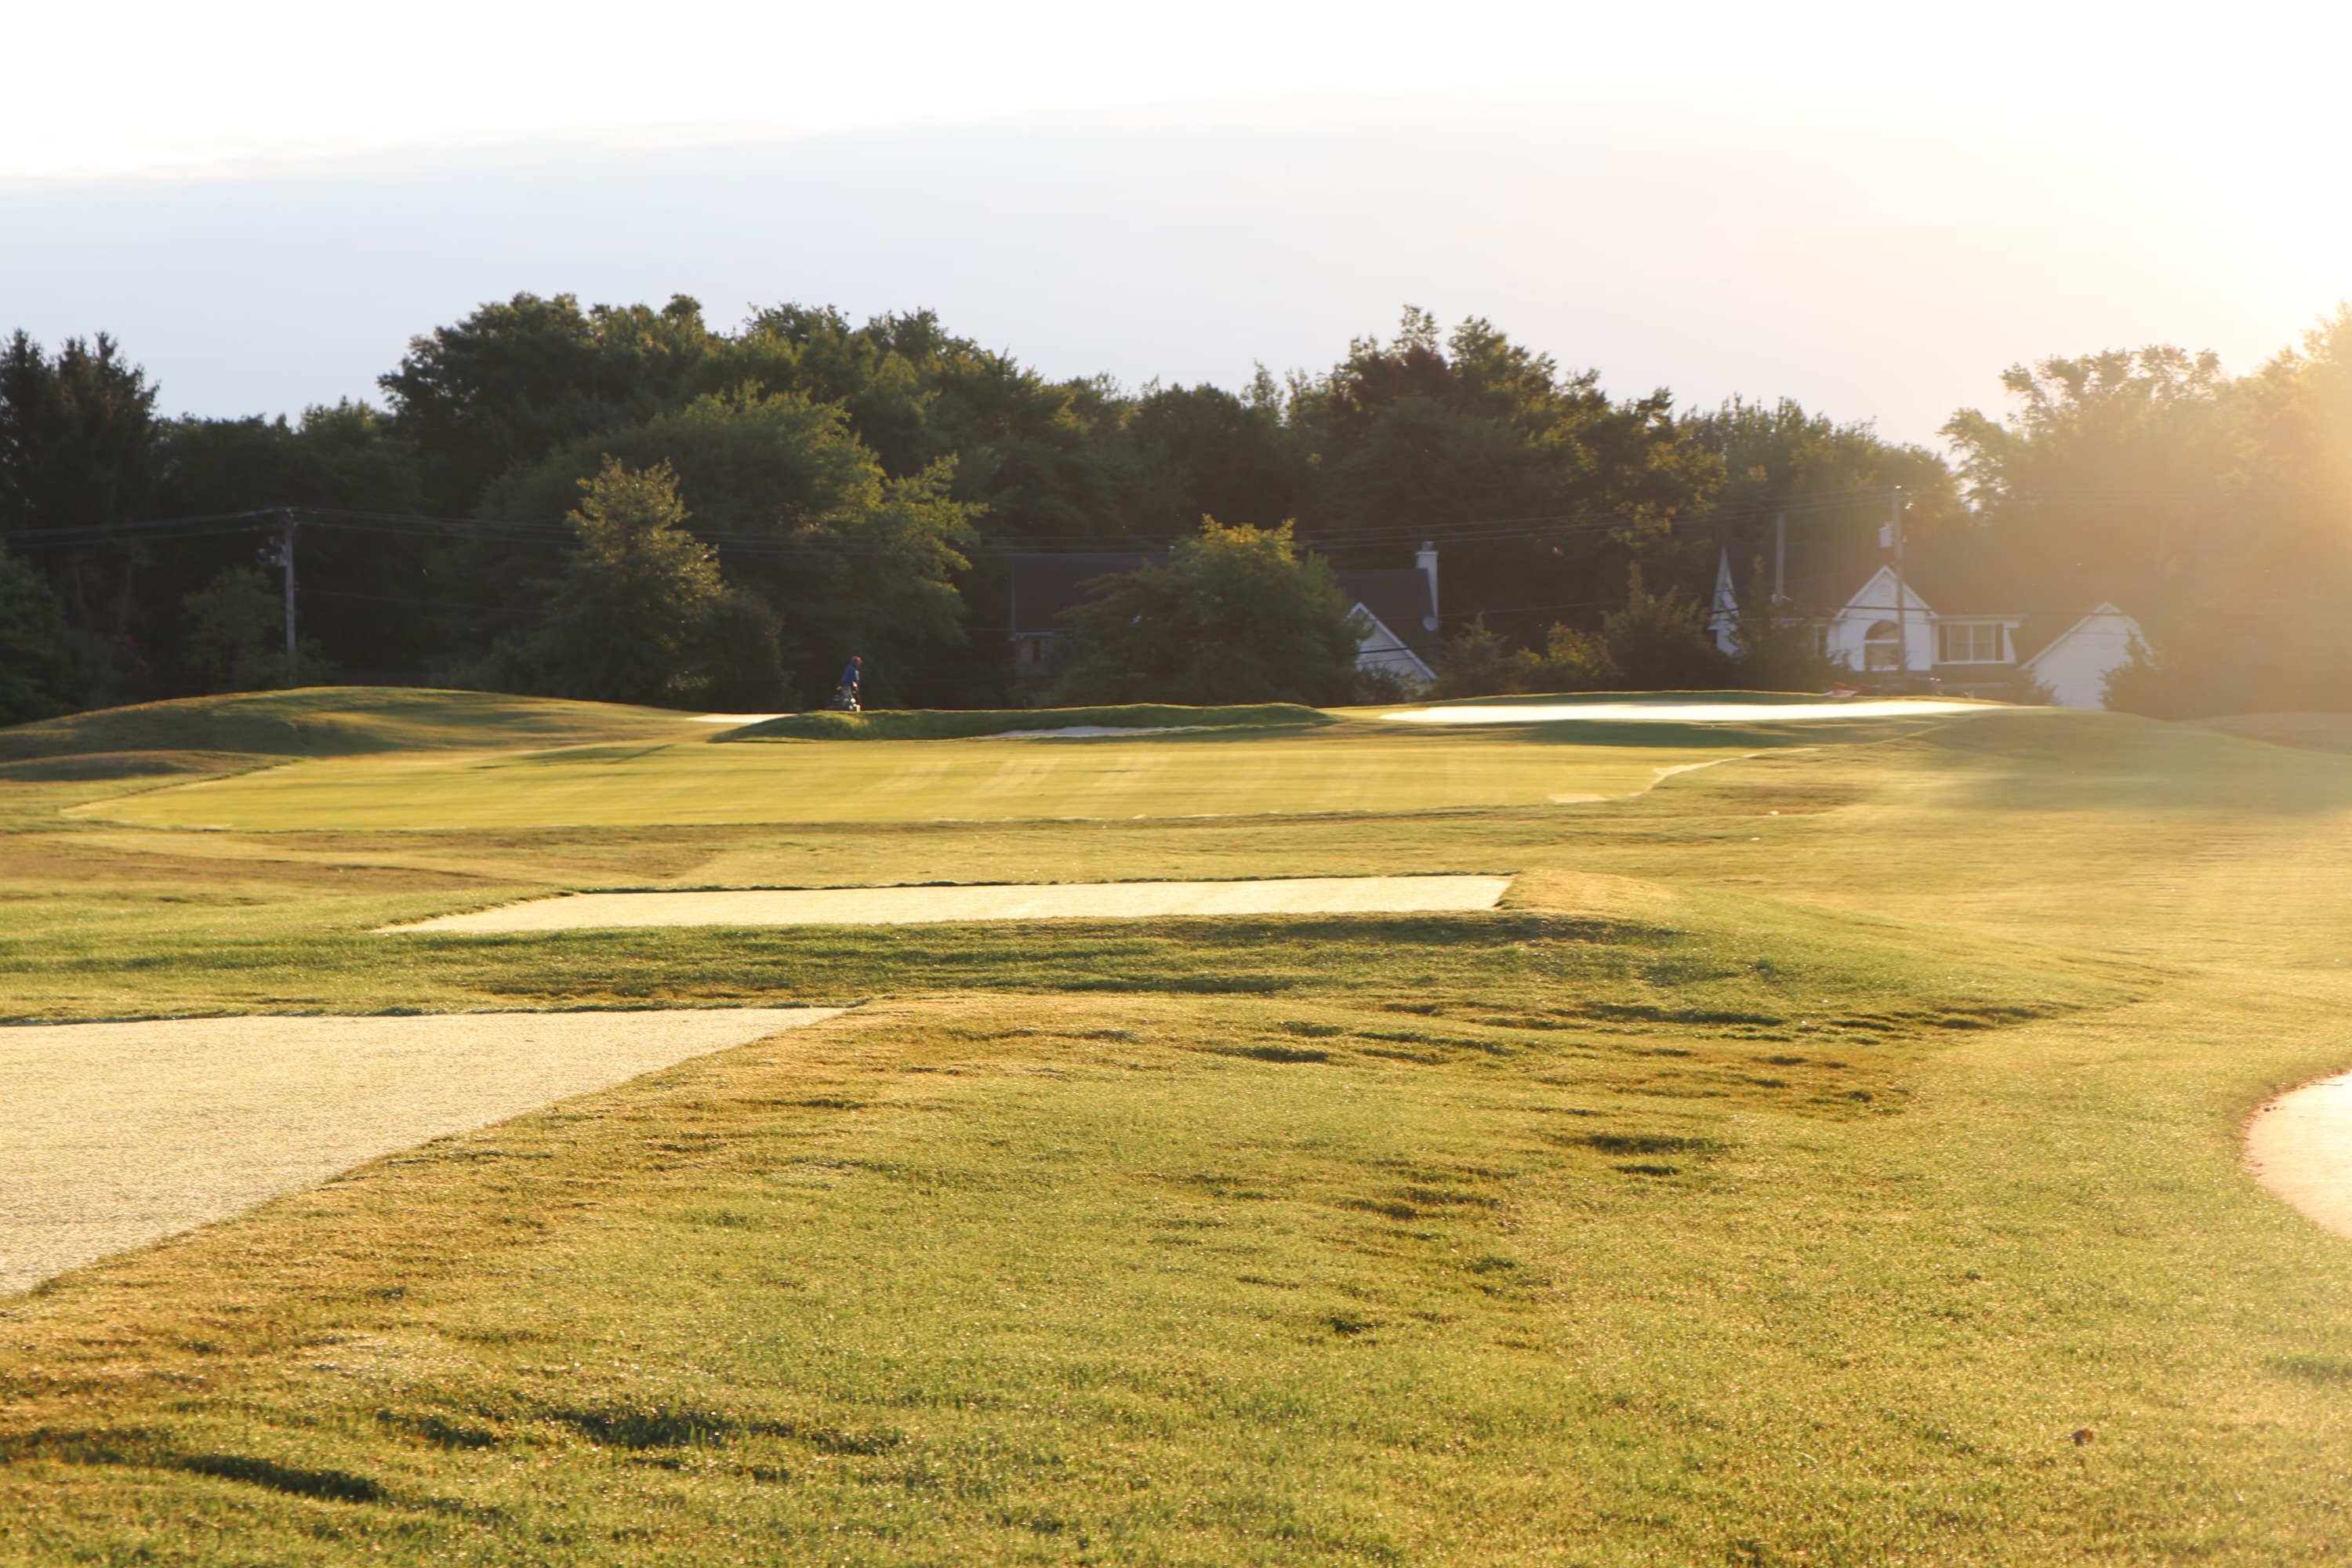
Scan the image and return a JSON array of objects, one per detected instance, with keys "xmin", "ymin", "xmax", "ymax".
[
  {"xmin": 0, "ymin": 686, "xmax": 721, "ymax": 763},
  {"xmin": 69, "ymin": 728, "xmax": 1748, "ymax": 832},
  {"xmin": 5, "ymin": 691, "xmax": 2352, "ymax": 1562},
  {"xmin": 723, "ymin": 702, "xmax": 1329, "ymax": 742}
]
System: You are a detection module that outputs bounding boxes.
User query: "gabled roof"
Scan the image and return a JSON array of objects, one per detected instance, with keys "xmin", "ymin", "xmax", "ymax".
[
  {"xmin": 2009, "ymin": 575, "xmax": 2156, "ymax": 662},
  {"xmin": 1718, "ymin": 535, "xmax": 2024, "ymax": 617},
  {"xmin": 1715, "ymin": 535, "xmax": 2151, "ymax": 648},
  {"xmin": 2019, "ymin": 602, "xmax": 2137, "ymax": 672},
  {"xmin": 1335, "ymin": 568, "xmax": 1440, "ymax": 659}
]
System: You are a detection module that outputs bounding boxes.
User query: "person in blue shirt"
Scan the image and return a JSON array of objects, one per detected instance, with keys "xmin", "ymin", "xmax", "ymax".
[{"xmin": 837, "ymin": 655, "xmax": 864, "ymax": 710}]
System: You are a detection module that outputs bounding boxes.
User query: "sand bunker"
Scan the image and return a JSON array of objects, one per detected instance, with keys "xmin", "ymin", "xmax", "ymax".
[
  {"xmin": 1379, "ymin": 699, "xmax": 1995, "ymax": 725},
  {"xmin": 0, "ymin": 1007, "xmax": 837, "ymax": 1296},
  {"xmin": 390, "ymin": 875, "xmax": 1514, "ymax": 934},
  {"xmin": 2247, "ymin": 1070, "xmax": 2352, "ymax": 1238}
]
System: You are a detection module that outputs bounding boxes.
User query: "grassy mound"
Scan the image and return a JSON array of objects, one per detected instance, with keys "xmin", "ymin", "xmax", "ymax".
[
  {"xmin": 2183, "ymin": 711, "xmax": 2352, "ymax": 754},
  {"xmin": 718, "ymin": 702, "xmax": 1329, "ymax": 742},
  {"xmin": 0, "ymin": 750, "xmax": 262, "ymax": 782},
  {"xmin": 0, "ymin": 688, "xmax": 716, "ymax": 763}
]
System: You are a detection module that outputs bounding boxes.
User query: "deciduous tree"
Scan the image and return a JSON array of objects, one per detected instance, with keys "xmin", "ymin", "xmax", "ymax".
[{"xmin": 1051, "ymin": 520, "xmax": 1363, "ymax": 706}]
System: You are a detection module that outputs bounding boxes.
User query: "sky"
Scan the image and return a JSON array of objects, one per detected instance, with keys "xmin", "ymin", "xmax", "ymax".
[{"xmin": 2, "ymin": 0, "xmax": 2344, "ymax": 447}]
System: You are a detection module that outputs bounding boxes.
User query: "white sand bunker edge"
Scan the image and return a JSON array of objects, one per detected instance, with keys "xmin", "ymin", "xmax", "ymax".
[
  {"xmin": 0, "ymin": 1007, "xmax": 840, "ymax": 1297},
  {"xmin": 387, "ymin": 875, "xmax": 1515, "ymax": 934},
  {"xmin": 2247, "ymin": 1070, "xmax": 2352, "ymax": 1237}
]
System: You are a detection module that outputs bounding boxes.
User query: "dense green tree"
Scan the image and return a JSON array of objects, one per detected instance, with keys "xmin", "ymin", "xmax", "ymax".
[
  {"xmin": 1944, "ymin": 346, "xmax": 2237, "ymax": 575},
  {"xmin": 1944, "ymin": 318, "xmax": 2352, "ymax": 714},
  {"xmin": 157, "ymin": 401, "xmax": 422, "ymax": 517},
  {"xmin": 31, "ymin": 291, "xmax": 2347, "ymax": 720},
  {"xmin": 1050, "ymin": 521, "xmax": 1363, "ymax": 706},
  {"xmin": 1600, "ymin": 567, "xmax": 1735, "ymax": 689},
  {"xmin": 382, "ymin": 294, "xmax": 717, "ymax": 514},
  {"xmin": 1717, "ymin": 561, "xmax": 1840, "ymax": 694},
  {"xmin": 1116, "ymin": 377, "xmax": 1313, "ymax": 533},
  {"xmin": 176, "ymin": 565, "xmax": 329, "ymax": 693},
  {"xmin": 1686, "ymin": 396, "xmax": 1961, "ymax": 554},
  {"xmin": 0, "ymin": 332, "xmax": 158, "ymax": 539},
  {"xmin": 0, "ymin": 332, "xmax": 162, "ymax": 705},
  {"xmin": 720, "ymin": 306, "xmax": 1135, "ymax": 543},
  {"xmin": 147, "ymin": 402, "xmax": 431, "ymax": 684},
  {"xmin": 478, "ymin": 389, "xmax": 972, "ymax": 702},
  {"xmin": 1294, "ymin": 310, "xmax": 1722, "ymax": 644},
  {"xmin": 0, "ymin": 544, "xmax": 78, "ymax": 724},
  {"xmin": 497, "ymin": 459, "xmax": 783, "ymax": 709}
]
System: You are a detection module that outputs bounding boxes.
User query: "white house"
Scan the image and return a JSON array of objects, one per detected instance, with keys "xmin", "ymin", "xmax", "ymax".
[{"xmin": 1709, "ymin": 539, "xmax": 2147, "ymax": 708}]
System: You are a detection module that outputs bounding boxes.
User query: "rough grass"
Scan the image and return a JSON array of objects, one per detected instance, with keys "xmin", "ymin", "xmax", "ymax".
[{"xmin": 5, "ymin": 702, "xmax": 2352, "ymax": 1562}]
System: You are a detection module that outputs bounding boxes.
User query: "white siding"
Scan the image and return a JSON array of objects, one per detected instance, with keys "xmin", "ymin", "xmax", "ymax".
[
  {"xmin": 1352, "ymin": 606, "xmax": 1434, "ymax": 686},
  {"xmin": 1824, "ymin": 568, "xmax": 1936, "ymax": 674},
  {"xmin": 2023, "ymin": 604, "xmax": 2142, "ymax": 709}
]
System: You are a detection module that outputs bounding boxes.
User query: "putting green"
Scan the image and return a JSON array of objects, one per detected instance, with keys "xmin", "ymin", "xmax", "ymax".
[{"xmin": 74, "ymin": 727, "xmax": 1757, "ymax": 830}]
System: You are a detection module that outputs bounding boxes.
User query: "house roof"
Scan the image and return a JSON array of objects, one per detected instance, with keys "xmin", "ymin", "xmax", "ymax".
[
  {"xmin": 1335, "ymin": 568, "xmax": 1440, "ymax": 659},
  {"xmin": 2009, "ymin": 573, "xmax": 2158, "ymax": 663},
  {"xmin": 1722, "ymin": 536, "xmax": 2024, "ymax": 617},
  {"xmin": 1717, "ymin": 535, "xmax": 2148, "ymax": 655}
]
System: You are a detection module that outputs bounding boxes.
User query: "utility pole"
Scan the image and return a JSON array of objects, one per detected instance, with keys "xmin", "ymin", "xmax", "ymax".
[
  {"xmin": 1889, "ymin": 487, "xmax": 1908, "ymax": 689},
  {"xmin": 267, "ymin": 510, "xmax": 299, "ymax": 688}
]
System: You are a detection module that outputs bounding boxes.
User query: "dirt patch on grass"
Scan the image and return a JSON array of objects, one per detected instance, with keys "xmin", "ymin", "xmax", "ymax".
[
  {"xmin": 0, "ymin": 1007, "xmax": 840, "ymax": 1296},
  {"xmin": 385, "ymin": 875, "xmax": 1515, "ymax": 933}
]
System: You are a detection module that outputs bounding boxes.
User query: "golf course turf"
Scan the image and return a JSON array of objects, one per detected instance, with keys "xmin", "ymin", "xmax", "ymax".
[{"xmin": 5, "ymin": 688, "xmax": 2352, "ymax": 1564}]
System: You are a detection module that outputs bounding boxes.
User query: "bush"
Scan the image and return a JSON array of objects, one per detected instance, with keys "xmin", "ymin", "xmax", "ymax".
[
  {"xmin": 1432, "ymin": 568, "xmax": 1733, "ymax": 696},
  {"xmin": 1049, "ymin": 520, "xmax": 1363, "ymax": 706}
]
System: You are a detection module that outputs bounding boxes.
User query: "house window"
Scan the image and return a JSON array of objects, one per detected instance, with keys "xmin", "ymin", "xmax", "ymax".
[
  {"xmin": 1863, "ymin": 621, "xmax": 1902, "ymax": 670},
  {"xmin": 1937, "ymin": 622, "xmax": 2005, "ymax": 663}
]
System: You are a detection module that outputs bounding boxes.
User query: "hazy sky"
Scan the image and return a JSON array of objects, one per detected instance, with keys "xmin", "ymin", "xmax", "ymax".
[{"xmin": 3, "ymin": 0, "xmax": 2343, "ymax": 446}]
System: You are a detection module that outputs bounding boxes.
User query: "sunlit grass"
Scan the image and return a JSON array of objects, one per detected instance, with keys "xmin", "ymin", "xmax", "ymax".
[
  {"xmin": 5, "ymin": 695, "xmax": 2352, "ymax": 1561},
  {"xmin": 70, "ymin": 728, "xmax": 1747, "ymax": 832}
]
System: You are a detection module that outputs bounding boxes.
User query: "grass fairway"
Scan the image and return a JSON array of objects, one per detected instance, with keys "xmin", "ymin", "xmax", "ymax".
[
  {"xmin": 7, "ymin": 691, "xmax": 2352, "ymax": 1563},
  {"xmin": 72, "ymin": 724, "xmax": 1755, "ymax": 831}
]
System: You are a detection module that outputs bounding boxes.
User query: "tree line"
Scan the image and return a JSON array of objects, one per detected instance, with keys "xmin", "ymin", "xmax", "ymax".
[{"xmin": 1, "ymin": 296, "xmax": 2346, "ymax": 722}]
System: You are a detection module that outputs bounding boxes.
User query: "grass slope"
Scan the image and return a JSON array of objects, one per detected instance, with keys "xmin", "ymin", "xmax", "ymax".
[
  {"xmin": 2184, "ymin": 711, "xmax": 2352, "ymax": 755},
  {"xmin": 4, "ymin": 706, "xmax": 2352, "ymax": 1562},
  {"xmin": 0, "ymin": 687, "xmax": 721, "ymax": 764},
  {"xmin": 724, "ymin": 702, "xmax": 1327, "ymax": 742},
  {"xmin": 70, "ymin": 726, "xmax": 1752, "ymax": 832}
]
